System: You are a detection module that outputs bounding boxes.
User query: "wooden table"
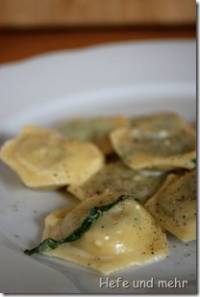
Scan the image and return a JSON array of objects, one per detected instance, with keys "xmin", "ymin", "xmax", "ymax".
[{"xmin": 0, "ymin": 26, "xmax": 195, "ymax": 64}]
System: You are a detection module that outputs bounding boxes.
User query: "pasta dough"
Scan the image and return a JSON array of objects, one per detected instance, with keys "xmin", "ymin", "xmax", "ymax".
[
  {"xmin": 111, "ymin": 113, "xmax": 196, "ymax": 170},
  {"xmin": 0, "ymin": 126, "xmax": 104, "ymax": 189},
  {"xmin": 68, "ymin": 161, "xmax": 166, "ymax": 202},
  {"xmin": 58, "ymin": 116, "xmax": 128, "ymax": 154},
  {"xmin": 145, "ymin": 170, "xmax": 196, "ymax": 242},
  {"xmin": 42, "ymin": 193, "xmax": 168, "ymax": 274}
]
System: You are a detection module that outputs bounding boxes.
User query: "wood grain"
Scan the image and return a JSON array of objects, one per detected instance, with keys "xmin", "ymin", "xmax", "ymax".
[
  {"xmin": 0, "ymin": 0, "xmax": 196, "ymax": 28},
  {"xmin": 0, "ymin": 26, "xmax": 195, "ymax": 64}
]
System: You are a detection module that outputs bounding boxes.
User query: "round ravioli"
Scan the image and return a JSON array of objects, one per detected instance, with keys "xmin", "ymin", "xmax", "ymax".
[
  {"xmin": 0, "ymin": 126, "xmax": 104, "ymax": 189},
  {"xmin": 41, "ymin": 193, "xmax": 168, "ymax": 274},
  {"xmin": 57, "ymin": 116, "xmax": 128, "ymax": 155},
  {"xmin": 111, "ymin": 120, "xmax": 196, "ymax": 170},
  {"xmin": 145, "ymin": 170, "xmax": 196, "ymax": 242},
  {"xmin": 68, "ymin": 161, "xmax": 166, "ymax": 202}
]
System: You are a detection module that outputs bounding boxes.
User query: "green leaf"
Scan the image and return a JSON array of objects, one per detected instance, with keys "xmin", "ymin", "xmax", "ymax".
[
  {"xmin": 24, "ymin": 194, "xmax": 129, "ymax": 256},
  {"xmin": 192, "ymin": 159, "xmax": 196, "ymax": 165}
]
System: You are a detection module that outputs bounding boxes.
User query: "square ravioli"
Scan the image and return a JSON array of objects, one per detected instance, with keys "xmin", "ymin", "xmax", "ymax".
[
  {"xmin": 111, "ymin": 113, "xmax": 196, "ymax": 170},
  {"xmin": 68, "ymin": 161, "xmax": 166, "ymax": 203},
  {"xmin": 145, "ymin": 170, "xmax": 196, "ymax": 242},
  {"xmin": 57, "ymin": 116, "xmax": 128, "ymax": 155},
  {"xmin": 0, "ymin": 126, "xmax": 104, "ymax": 189},
  {"xmin": 131, "ymin": 112, "xmax": 191, "ymax": 132}
]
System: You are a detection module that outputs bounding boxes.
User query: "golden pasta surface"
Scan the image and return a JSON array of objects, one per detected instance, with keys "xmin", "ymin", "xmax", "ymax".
[
  {"xmin": 130, "ymin": 112, "xmax": 191, "ymax": 132},
  {"xmin": 58, "ymin": 116, "xmax": 128, "ymax": 154},
  {"xmin": 42, "ymin": 194, "xmax": 168, "ymax": 274},
  {"xmin": 111, "ymin": 113, "xmax": 196, "ymax": 170},
  {"xmin": 0, "ymin": 111, "xmax": 196, "ymax": 275},
  {"xmin": 145, "ymin": 170, "xmax": 196, "ymax": 242},
  {"xmin": 0, "ymin": 126, "xmax": 104, "ymax": 189},
  {"xmin": 68, "ymin": 161, "xmax": 166, "ymax": 202}
]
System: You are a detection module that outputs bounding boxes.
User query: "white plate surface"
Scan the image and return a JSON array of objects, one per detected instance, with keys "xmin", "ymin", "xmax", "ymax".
[{"xmin": 0, "ymin": 40, "xmax": 196, "ymax": 294}]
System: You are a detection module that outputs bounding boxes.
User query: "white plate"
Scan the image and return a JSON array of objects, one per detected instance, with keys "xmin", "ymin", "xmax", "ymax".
[{"xmin": 0, "ymin": 40, "xmax": 196, "ymax": 294}]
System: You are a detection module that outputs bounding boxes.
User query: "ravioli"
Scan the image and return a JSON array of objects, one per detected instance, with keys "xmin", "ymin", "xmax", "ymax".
[
  {"xmin": 26, "ymin": 193, "xmax": 168, "ymax": 274},
  {"xmin": 42, "ymin": 207, "xmax": 73, "ymax": 240},
  {"xmin": 145, "ymin": 170, "xmax": 196, "ymax": 242},
  {"xmin": 58, "ymin": 116, "xmax": 128, "ymax": 155},
  {"xmin": 111, "ymin": 113, "xmax": 196, "ymax": 170},
  {"xmin": 131, "ymin": 112, "xmax": 191, "ymax": 132},
  {"xmin": 68, "ymin": 161, "xmax": 166, "ymax": 202},
  {"xmin": 0, "ymin": 126, "xmax": 104, "ymax": 189}
]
